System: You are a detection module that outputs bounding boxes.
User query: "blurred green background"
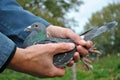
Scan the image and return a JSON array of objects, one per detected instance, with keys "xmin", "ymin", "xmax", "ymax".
[
  {"xmin": 0, "ymin": 0, "xmax": 120, "ymax": 80},
  {"xmin": 1, "ymin": 55, "xmax": 120, "ymax": 80}
]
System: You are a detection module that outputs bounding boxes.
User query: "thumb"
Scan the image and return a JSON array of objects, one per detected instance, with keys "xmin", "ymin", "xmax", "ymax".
[
  {"xmin": 51, "ymin": 42, "xmax": 75, "ymax": 55},
  {"xmin": 52, "ymin": 66, "xmax": 66, "ymax": 77}
]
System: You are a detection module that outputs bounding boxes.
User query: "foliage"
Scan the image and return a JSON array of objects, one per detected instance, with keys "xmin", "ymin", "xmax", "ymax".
[
  {"xmin": 0, "ymin": 55, "xmax": 120, "ymax": 80},
  {"xmin": 17, "ymin": 0, "xmax": 83, "ymax": 27},
  {"xmin": 85, "ymin": 3, "xmax": 120, "ymax": 55}
]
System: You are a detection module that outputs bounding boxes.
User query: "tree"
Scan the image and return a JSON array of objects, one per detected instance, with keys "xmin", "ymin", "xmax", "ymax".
[
  {"xmin": 17, "ymin": 0, "xmax": 83, "ymax": 27},
  {"xmin": 85, "ymin": 3, "xmax": 120, "ymax": 55}
]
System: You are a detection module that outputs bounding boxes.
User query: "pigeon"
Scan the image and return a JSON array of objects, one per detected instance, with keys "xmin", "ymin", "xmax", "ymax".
[{"xmin": 23, "ymin": 21, "xmax": 118, "ymax": 69}]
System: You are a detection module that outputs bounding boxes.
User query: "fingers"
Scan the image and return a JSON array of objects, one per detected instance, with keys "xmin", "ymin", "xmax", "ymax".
[
  {"xmin": 65, "ymin": 29, "xmax": 93, "ymax": 48},
  {"xmin": 67, "ymin": 60, "xmax": 74, "ymax": 67},
  {"xmin": 49, "ymin": 42, "xmax": 75, "ymax": 55},
  {"xmin": 53, "ymin": 67, "xmax": 66, "ymax": 77},
  {"xmin": 85, "ymin": 41, "xmax": 93, "ymax": 49},
  {"xmin": 76, "ymin": 41, "xmax": 93, "ymax": 56},
  {"xmin": 67, "ymin": 52, "xmax": 79, "ymax": 67},
  {"xmin": 48, "ymin": 66, "xmax": 66, "ymax": 77},
  {"xmin": 73, "ymin": 52, "xmax": 80, "ymax": 62},
  {"xmin": 77, "ymin": 45, "xmax": 89, "ymax": 56},
  {"xmin": 65, "ymin": 29, "xmax": 83, "ymax": 44}
]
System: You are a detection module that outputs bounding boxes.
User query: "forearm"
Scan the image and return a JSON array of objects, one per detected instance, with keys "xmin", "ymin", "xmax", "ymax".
[{"xmin": 0, "ymin": 32, "xmax": 16, "ymax": 72}]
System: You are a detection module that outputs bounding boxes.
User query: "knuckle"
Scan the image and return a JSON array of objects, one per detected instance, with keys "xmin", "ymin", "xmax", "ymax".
[
  {"xmin": 66, "ymin": 28, "xmax": 73, "ymax": 34},
  {"xmin": 79, "ymin": 40, "xmax": 86, "ymax": 46},
  {"xmin": 47, "ymin": 72, "xmax": 55, "ymax": 77},
  {"xmin": 46, "ymin": 44, "xmax": 56, "ymax": 53},
  {"xmin": 49, "ymin": 73, "xmax": 55, "ymax": 77},
  {"xmin": 49, "ymin": 44, "xmax": 55, "ymax": 49},
  {"xmin": 46, "ymin": 66, "xmax": 65, "ymax": 77},
  {"xmin": 77, "ymin": 45, "xmax": 82, "ymax": 51},
  {"xmin": 82, "ymin": 48, "xmax": 88, "ymax": 55},
  {"xmin": 46, "ymin": 69, "xmax": 56, "ymax": 77},
  {"xmin": 47, "ymin": 70, "xmax": 64, "ymax": 77},
  {"xmin": 77, "ymin": 46, "xmax": 88, "ymax": 56},
  {"xmin": 87, "ymin": 41, "xmax": 93, "ymax": 48},
  {"xmin": 59, "ymin": 73, "xmax": 65, "ymax": 77},
  {"xmin": 89, "ymin": 41, "xmax": 93, "ymax": 45},
  {"xmin": 60, "ymin": 42, "xmax": 70, "ymax": 50}
]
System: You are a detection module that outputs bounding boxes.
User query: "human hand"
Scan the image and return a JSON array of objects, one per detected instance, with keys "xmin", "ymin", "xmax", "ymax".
[
  {"xmin": 47, "ymin": 25, "xmax": 93, "ymax": 66},
  {"xmin": 8, "ymin": 43, "xmax": 75, "ymax": 77}
]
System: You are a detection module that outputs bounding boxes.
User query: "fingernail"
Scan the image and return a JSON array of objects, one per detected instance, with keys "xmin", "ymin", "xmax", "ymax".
[{"xmin": 68, "ymin": 43, "xmax": 75, "ymax": 49}]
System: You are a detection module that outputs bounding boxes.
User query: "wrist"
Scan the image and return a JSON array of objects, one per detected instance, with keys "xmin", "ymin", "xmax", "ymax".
[{"xmin": 8, "ymin": 47, "xmax": 26, "ymax": 70}]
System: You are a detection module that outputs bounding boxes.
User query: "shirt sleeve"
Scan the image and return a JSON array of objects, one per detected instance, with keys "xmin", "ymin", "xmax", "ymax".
[
  {"xmin": 0, "ymin": 0, "xmax": 51, "ymax": 47},
  {"xmin": 0, "ymin": 0, "xmax": 50, "ymax": 72},
  {"xmin": 0, "ymin": 32, "xmax": 16, "ymax": 73}
]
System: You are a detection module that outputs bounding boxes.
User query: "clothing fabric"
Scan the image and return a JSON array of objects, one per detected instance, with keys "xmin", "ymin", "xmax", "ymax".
[{"xmin": 0, "ymin": 0, "xmax": 50, "ymax": 72}]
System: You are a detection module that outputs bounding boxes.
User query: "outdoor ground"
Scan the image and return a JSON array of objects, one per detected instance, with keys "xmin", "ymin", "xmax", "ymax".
[{"xmin": 0, "ymin": 54, "xmax": 120, "ymax": 80}]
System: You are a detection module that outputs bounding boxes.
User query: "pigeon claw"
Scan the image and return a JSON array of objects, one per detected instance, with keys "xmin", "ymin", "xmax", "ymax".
[
  {"xmin": 89, "ymin": 45, "xmax": 101, "ymax": 54},
  {"xmin": 80, "ymin": 57, "xmax": 93, "ymax": 70}
]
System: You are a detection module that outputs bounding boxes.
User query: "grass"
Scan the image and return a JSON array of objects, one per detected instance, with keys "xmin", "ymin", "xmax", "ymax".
[{"xmin": 0, "ymin": 54, "xmax": 120, "ymax": 80}]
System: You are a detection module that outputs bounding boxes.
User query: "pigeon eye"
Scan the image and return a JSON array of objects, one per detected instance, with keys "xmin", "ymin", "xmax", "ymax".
[{"xmin": 34, "ymin": 24, "xmax": 38, "ymax": 28}]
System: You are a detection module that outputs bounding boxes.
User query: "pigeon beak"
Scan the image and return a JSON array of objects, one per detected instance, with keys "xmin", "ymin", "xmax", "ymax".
[{"xmin": 24, "ymin": 26, "xmax": 32, "ymax": 32}]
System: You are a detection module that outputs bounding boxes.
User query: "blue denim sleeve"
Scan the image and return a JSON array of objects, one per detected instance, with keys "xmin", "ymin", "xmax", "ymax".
[
  {"xmin": 0, "ymin": 32, "xmax": 16, "ymax": 72},
  {"xmin": 0, "ymin": 0, "xmax": 51, "ymax": 72},
  {"xmin": 0, "ymin": 0, "xmax": 51, "ymax": 47}
]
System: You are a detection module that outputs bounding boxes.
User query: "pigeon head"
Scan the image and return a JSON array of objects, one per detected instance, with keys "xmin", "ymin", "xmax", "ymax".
[
  {"xmin": 23, "ymin": 22, "xmax": 47, "ymax": 47},
  {"xmin": 24, "ymin": 22, "xmax": 46, "ymax": 33}
]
